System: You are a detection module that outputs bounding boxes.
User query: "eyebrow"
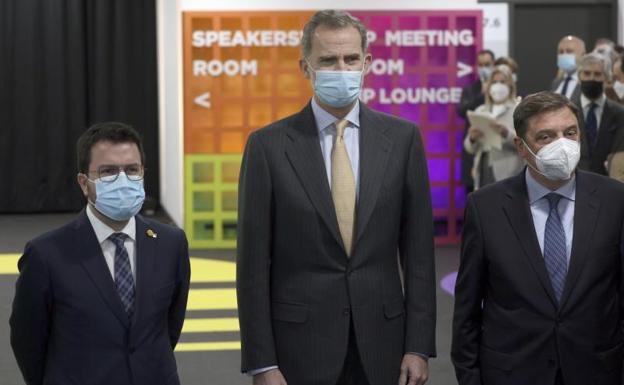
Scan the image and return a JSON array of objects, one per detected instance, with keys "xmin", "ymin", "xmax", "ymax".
[{"xmin": 534, "ymin": 125, "xmax": 578, "ymax": 136}]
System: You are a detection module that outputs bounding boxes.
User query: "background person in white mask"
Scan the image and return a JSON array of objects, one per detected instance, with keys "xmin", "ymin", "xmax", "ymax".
[
  {"xmin": 464, "ymin": 65, "xmax": 524, "ymax": 189},
  {"xmin": 453, "ymin": 91, "xmax": 624, "ymax": 385},
  {"xmin": 551, "ymin": 35, "xmax": 586, "ymax": 100}
]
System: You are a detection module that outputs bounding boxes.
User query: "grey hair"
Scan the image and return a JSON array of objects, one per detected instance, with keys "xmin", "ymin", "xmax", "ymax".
[
  {"xmin": 579, "ymin": 52, "xmax": 612, "ymax": 81},
  {"xmin": 301, "ymin": 10, "xmax": 368, "ymax": 58}
]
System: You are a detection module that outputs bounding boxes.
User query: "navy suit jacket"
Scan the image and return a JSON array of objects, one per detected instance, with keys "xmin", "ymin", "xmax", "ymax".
[
  {"xmin": 10, "ymin": 210, "xmax": 190, "ymax": 385},
  {"xmin": 452, "ymin": 170, "xmax": 624, "ymax": 385}
]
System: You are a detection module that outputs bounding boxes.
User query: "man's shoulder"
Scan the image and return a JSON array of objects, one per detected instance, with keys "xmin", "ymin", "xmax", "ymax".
[
  {"xmin": 28, "ymin": 213, "xmax": 84, "ymax": 248},
  {"xmin": 252, "ymin": 107, "xmax": 308, "ymax": 138},
  {"xmin": 577, "ymin": 169, "xmax": 624, "ymax": 195},
  {"xmin": 363, "ymin": 104, "xmax": 418, "ymax": 133},
  {"xmin": 469, "ymin": 174, "xmax": 522, "ymax": 205},
  {"xmin": 605, "ymin": 98, "xmax": 624, "ymax": 117}
]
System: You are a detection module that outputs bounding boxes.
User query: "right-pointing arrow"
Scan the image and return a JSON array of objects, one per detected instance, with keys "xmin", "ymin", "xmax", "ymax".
[{"xmin": 457, "ymin": 62, "xmax": 473, "ymax": 78}]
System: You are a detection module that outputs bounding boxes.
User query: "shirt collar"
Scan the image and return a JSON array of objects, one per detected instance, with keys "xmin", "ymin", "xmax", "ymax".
[
  {"xmin": 581, "ymin": 92, "xmax": 606, "ymax": 109},
  {"xmin": 525, "ymin": 168, "xmax": 576, "ymax": 205},
  {"xmin": 86, "ymin": 204, "xmax": 136, "ymax": 244},
  {"xmin": 311, "ymin": 97, "xmax": 360, "ymax": 133}
]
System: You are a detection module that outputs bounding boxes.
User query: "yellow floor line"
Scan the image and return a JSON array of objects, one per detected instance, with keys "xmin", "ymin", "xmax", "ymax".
[
  {"xmin": 175, "ymin": 341, "xmax": 241, "ymax": 352},
  {"xmin": 0, "ymin": 254, "xmax": 19, "ymax": 274},
  {"xmin": 0, "ymin": 255, "xmax": 236, "ymax": 283},
  {"xmin": 183, "ymin": 317, "xmax": 239, "ymax": 333},
  {"xmin": 187, "ymin": 288, "xmax": 237, "ymax": 310}
]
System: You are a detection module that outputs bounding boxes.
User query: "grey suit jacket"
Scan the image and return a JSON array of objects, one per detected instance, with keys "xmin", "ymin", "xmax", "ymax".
[{"xmin": 236, "ymin": 102, "xmax": 436, "ymax": 385}]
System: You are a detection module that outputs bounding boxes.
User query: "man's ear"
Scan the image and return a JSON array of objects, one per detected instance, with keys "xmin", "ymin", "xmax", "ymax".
[
  {"xmin": 77, "ymin": 173, "xmax": 89, "ymax": 197},
  {"xmin": 300, "ymin": 58, "xmax": 311, "ymax": 79}
]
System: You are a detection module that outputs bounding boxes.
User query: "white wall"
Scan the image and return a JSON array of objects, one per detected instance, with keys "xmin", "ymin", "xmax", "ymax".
[
  {"xmin": 157, "ymin": 0, "xmax": 184, "ymax": 226},
  {"xmin": 157, "ymin": 0, "xmax": 509, "ymax": 227}
]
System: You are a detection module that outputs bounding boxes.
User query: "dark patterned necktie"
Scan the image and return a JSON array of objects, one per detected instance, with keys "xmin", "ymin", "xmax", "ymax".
[
  {"xmin": 109, "ymin": 233, "xmax": 135, "ymax": 317},
  {"xmin": 585, "ymin": 103, "xmax": 598, "ymax": 155},
  {"xmin": 543, "ymin": 193, "xmax": 567, "ymax": 303}
]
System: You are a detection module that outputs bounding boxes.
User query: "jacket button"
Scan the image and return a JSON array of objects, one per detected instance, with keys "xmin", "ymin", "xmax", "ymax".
[
  {"xmin": 342, "ymin": 307, "xmax": 350, "ymax": 316},
  {"xmin": 129, "ymin": 347, "xmax": 136, "ymax": 354},
  {"xmin": 547, "ymin": 359, "xmax": 555, "ymax": 367}
]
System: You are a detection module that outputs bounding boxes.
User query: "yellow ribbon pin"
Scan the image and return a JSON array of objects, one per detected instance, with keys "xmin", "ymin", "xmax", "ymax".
[{"xmin": 146, "ymin": 229, "xmax": 158, "ymax": 239}]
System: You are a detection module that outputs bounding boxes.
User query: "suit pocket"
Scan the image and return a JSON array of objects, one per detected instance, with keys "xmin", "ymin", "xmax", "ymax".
[
  {"xmin": 271, "ymin": 301, "xmax": 308, "ymax": 323},
  {"xmin": 480, "ymin": 346, "xmax": 514, "ymax": 371},
  {"xmin": 384, "ymin": 298, "xmax": 405, "ymax": 319},
  {"xmin": 597, "ymin": 343, "xmax": 623, "ymax": 373}
]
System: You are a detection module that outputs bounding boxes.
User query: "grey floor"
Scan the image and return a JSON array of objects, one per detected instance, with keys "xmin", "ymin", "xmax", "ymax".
[{"xmin": 0, "ymin": 213, "xmax": 460, "ymax": 385}]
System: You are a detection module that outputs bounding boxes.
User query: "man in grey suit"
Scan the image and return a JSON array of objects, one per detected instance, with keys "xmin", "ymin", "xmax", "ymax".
[{"xmin": 236, "ymin": 9, "xmax": 436, "ymax": 385}]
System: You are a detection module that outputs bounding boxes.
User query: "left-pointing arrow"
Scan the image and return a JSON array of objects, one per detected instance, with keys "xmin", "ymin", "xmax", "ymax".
[{"xmin": 194, "ymin": 92, "xmax": 211, "ymax": 108}]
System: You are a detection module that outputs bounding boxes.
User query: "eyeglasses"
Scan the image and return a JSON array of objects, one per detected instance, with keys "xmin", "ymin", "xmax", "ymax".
[{"xmin": 87, "ymin": 164, "xmax": 145, "ymax": 183}]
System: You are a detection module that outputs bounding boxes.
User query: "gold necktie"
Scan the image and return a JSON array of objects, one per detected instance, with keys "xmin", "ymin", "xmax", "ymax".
[{"xmin": 331, "ymin": 119, "xmax": 356, "ymax": 256}]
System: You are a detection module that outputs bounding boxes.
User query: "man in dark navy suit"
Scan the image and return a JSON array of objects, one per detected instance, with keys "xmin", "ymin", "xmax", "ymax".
[
  {"xmin": 10, "ymin": 122, "xmax": 190, "ymax": 385},
  {"xmin": 452, "ymin": 92, "xmax": 624, "ymax": 385}
]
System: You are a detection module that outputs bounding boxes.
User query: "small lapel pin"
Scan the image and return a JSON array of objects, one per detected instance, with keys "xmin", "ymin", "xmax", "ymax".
[{"xmin": 146, "ymin": 229, "xmax": 158, "ymax": 239}]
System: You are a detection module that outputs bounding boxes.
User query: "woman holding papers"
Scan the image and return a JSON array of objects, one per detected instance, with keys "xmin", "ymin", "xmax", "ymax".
[{"xmin": 463, "ymin": 65, "xmax": 525, "ymax": 189}]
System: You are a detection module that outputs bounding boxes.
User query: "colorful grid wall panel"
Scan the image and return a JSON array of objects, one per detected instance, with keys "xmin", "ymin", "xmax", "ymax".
[
  {"xmin": 185, "ymin": 154, "xmax": 242, "ymax": 248},
  {"xmin": 183, "ymin": 11, "xmax": 482, "ymax": 248}
]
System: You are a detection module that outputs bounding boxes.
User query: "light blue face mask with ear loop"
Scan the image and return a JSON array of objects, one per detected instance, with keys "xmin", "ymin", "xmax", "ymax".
[
  {"xmin": 307, "ymin": 61, "xmax": 363, "ymax": 108},
  {"xmin": 89, "ymin": 172, "xmax": 145, "ymax": 221}
]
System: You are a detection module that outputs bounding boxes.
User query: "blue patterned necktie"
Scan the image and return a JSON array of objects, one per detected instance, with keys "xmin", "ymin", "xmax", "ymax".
[
  {"xmin": 543, "ymin": 193, "xmax": 567, "ymax": 304},
  {"xmin": 585, "ymin": 103, "xmax": 598, "ymax": 155},
  {"xmin": 109, "ymin": 233, "xmax": 135, "ymax": 318}
]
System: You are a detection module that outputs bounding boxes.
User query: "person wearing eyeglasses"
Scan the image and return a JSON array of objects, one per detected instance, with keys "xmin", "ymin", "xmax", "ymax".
[{"xmin": 10, "ymin": 122, "xmax": 191, "ymax": 385}]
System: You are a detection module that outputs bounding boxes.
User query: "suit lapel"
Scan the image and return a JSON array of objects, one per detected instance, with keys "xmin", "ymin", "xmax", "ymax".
[
  {"xmin": 130, "ymin": 216, "xmax": 157, "ymax": 332},
  {"xmin": 285, "ymin": 104, "xmax": 344, "ymax": 250},
  {"xmin": 559, "ymin": 171, "xmax": 600, "ymax": 309},
  {"xmin": 353, "ymin": 104, "xmax": 391, "ymax": 248},
  {"xmin": 502, "ymin": 173, "xmax": 558, "ymax": 308},
  {"xmin": 75, "ymin": 210, "xmax": 130, "ymax": 328}
]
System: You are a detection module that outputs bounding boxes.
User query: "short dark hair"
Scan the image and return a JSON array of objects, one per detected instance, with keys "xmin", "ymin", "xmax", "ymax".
[
  {"xmin": 301, "ymin": 10, "xmax": 368, "ymax": 58},
  {"xmin": 513, "ymin": 91, "xmax": 579, "ymax": 140},
  {"xmin": 76, "ymin": 122, "xmax": 145, "ymax": 174},
  {"xmin": 478, "ymin": 49, "xmax": 495, "ymax": 62}
]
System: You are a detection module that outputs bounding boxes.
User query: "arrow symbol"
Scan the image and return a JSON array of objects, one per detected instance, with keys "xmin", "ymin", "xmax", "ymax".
[
  {"xmin": 457, "ymin": 62, "xmax": 473, "ymax": 78},
  {"xmin": 194, "ymin": 92, "xmax": 211, "ymax": 109}
]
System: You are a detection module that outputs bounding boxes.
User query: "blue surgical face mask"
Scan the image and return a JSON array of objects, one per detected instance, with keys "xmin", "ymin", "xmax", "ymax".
[
  {"xmin": 89, "ymin": 172, "xmax": 145, "ymax": 221},
  {"xmin": 307, "ymin": 61, "xmax": 363, "ymax": 108},
  {"xmin": 557, "ymin": 54, "xmax": 577, "ymax": 73},
  {"xmin": 478, "ymin": 66, "xmax": 493, "ymax": 82}
]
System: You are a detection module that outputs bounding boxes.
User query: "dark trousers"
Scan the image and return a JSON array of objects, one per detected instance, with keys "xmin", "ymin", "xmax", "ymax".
[
  {"xmin": 336, "ymin": 321, "xmax": 370, "ymax": 385},
  {"xmin": 555, "ymin": 371, "xmax": 564, "ymax": 385}
]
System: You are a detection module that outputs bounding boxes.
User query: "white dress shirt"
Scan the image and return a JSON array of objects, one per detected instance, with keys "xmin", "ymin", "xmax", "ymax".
[
  {"xmin": 555, "ymin": 72, "xmax": 579, "ymax": 99},
  {"xmin": 525, "ymin": 169, "xmax": 576, "ymax": 263},
  {"xmin": 86, "ymin": 204, "xmax": 137, "ymax": 281},
  {"xmin": 580, "ymin": 93, "xmax": 606, "ymax": 130}
]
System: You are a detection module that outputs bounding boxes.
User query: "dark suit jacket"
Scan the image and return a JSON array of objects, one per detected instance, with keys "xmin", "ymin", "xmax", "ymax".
[
  {"xmin": 236, "ymin": 102, "xmax": 436, "ymax": 385},
  {"xmin": 571, "ymin": 95, "xmax": 624, "ymax": 175},
  {"xmin": 10, "ymin": 211, "xmax": 190, "ymax": 385},
  {"xmin": 458, "ymin": 80, "xmax": 485, "ymax": 189},
  {"xmin": 452, "ymin": 170, "xmax": 624, "ymax": 385}
]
